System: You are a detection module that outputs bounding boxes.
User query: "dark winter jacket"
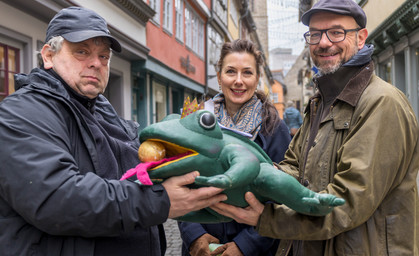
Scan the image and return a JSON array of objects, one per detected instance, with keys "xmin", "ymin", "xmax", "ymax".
[
  {"xmin": 178, "ymin": 121, "xmax": 291, "ymax": 256},
  {"xmin": 0, "ymin": 68, "xmax": 170, "ymax": 256}
]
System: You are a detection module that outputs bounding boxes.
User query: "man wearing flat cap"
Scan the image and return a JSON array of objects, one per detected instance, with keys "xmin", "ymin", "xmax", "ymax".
[
  {"xmin": 210, "ymin": 0, "xmax": 419, "ymax": 255},
  {"xmin": 0, "ymin": 7, "xmax": 226, "ymax": 255}
]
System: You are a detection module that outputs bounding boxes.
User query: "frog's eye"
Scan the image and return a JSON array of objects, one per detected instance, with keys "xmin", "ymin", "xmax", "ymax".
[{"xmin": 199, "ymin": 112, "xmax": 216, "ymax": 129}]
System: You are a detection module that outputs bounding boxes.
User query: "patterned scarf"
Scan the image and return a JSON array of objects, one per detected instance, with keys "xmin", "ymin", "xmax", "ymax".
[{"xmin": 212, "ymin": 93, "xmax": 262, "ymax": 140}]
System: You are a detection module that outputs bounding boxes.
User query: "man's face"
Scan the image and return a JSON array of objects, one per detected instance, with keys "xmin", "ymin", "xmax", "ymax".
[
  {"xmin": 42, "ymin": 37, "xmax": 111, "ymax": 99},
  {"xmin": 308, "ymin": 12, "xmax": 368, "ymax": 75}
]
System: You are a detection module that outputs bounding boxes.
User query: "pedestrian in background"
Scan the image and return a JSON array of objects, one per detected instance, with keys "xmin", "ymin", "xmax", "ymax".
[
  {"xmin": 0, "ymin": 7, "xmax": 226, "ymax": 255},
  {"xmin": 283, "ymin": 100, "xmax": 303, "ymax": 137},
  {"xmin": 178, "ymin": 39, "xmax": 291, "ymax": 256},
  {"xmin": 210, "ymin": 0, "xmax": 419, "ymax": 255}
]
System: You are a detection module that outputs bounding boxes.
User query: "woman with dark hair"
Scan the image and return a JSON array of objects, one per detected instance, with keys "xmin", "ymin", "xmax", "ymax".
[{"xmin": 178, "ymin": 39, "xmax": 291, "ymax": 256}]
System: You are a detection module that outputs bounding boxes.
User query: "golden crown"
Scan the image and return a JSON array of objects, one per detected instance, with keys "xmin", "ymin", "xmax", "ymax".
[{"xmin": 181, "ymin": 97, "xmax": 204, "ymax": 119}]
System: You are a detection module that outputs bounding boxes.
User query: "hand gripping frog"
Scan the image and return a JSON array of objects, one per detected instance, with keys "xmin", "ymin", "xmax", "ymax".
[{"xmin": 121, "ymin": 110, "xmax": 345, "ymax": 223}]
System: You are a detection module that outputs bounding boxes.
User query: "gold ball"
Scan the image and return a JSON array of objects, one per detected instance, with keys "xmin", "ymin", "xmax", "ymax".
[{"xmin": 138, "ymin": 140, "xmax": 166, "ymax": 162}]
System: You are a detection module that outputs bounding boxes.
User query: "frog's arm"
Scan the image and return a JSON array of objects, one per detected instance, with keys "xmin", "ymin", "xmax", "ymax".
[
  {"xmin": 252, "ymin": 163, "xmax": 345, "ymax": 216},
  {"xmin": 195, "ymin": 144, "xmax": 260, "ymax": 189}
]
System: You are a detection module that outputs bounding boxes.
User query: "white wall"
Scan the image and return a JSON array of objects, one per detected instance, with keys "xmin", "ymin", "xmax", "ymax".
[
  {"xmin": 363, "ymin": 0, "xmax": 405, "ymax": 33},
  {"xmin": 110, "ymin": 55, "xmax": 132, "ymax": 119}
]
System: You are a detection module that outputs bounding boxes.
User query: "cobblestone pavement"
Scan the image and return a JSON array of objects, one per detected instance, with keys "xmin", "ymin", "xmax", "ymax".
[{"xmin": 163, "ymin": 218, "xmax": 183, "ymax": 256}]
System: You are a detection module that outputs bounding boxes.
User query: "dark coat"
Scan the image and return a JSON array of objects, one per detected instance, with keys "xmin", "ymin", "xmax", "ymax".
[
  {"xmin": 178, "ymin": 121, "xmax": 291, "ymax": 256},
  {"xmin": 0, "ymin": 68, "xmax": 170, "ymax": 256}
]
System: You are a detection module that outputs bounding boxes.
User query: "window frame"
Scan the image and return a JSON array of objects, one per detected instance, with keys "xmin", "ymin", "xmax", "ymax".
[
  {"xmin": 185, "ymin": 4, "xmax": 205, "ymax": 58},
  {"xmin": 150, "ymin": 0, "xmax": 161, "ymax": 24},
  {"xmin": 185, "ymin": 6, "xmax": 192, "ymax": 49},
  {"xmin": 163, "ymin": 0, "xmax": 173, "ymax": 34},
  {"xmin": 0, "ymin": 43, "xmax": 20, "ymax": 101},
  {"xmin": 175, "ymin": 0, "xmax": 184, "ymax": 42}
]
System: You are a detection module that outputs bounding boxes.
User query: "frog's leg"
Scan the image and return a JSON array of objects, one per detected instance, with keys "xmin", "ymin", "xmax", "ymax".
[
  {"xmin": 174, "ymin": 208, "xmax": 232, "ymax": 223},
  {"xmin": 195, "ymin": 144, "xmax": 260, "ymax": 189},
  {"xmin": 252, "ymin": 163, "xmax": 345, "ymax": 216}
]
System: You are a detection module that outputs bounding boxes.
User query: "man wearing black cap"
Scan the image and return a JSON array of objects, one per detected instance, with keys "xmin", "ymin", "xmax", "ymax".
[
  {"xmin": 0, "ymin": 7, "xmax": 226, "ymax": 256},
  {"xmin": 210, "ymin": 0, "xmax": 419, "ymax": 255}
]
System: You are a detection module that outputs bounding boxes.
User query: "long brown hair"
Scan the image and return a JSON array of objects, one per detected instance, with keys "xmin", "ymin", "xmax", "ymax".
[{"xmin": 217, "ymin": 39, "xmax": 280, "ymax": 136}]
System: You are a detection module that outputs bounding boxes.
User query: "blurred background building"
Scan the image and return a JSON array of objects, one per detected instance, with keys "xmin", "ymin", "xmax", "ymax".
[
  {"xmin": 0, "ymin": 0, "xmax": 277, "ymax": 128},
  {"xmin": 1, "ymin": 0, "xmax": 417, "ymax": 125}
]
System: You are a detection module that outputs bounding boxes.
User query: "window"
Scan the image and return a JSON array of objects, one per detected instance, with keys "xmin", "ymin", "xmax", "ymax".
[
  {"xmin": 380, "ymin": 60, "xmax": 392, "ymax": 84},
  {"xmin": 150, "ymin": 0, "xmax": 160, "ymax": 24},
  {"xmin": 230, "ymin": 0, "xmax": 238, "ymax": 27},
  {"xmin": 197, "ymin": 19, "xmax": 204, "ymax": 57},
  {"xmin": 185, "ymin": 7, "xmax": 192, "ymax": 48},
  {"xmin": 175, "ymin": 0, "xmax": 183, "ymax": 42},
  {"xmin": 208, "ymin": 26, "xmax": 223, "ymax": 66},
  {"xmin": 192, "ymin": 16, "xmax": 198, "ymax": 53},
  {"xmin": 272, "ymin": 93, "xmax": 279, "ymax": 103},
  {"xmin": 214, "ymin": 0, "xmax": 227, "ymax": 26},
  {"xmin": 153, "ymin": 81, "xmax": 167, "ymax": 122},
  {"xmin": 0, "ymin": 43, "xmax": 19, "ymax": 102},
  {"xmin": 185, "ymin": 5, "xmax": 205, "ymax": 58},
  {"xmin": 163, "ymin": 0, "xmax": 173, "ymax": 33}
]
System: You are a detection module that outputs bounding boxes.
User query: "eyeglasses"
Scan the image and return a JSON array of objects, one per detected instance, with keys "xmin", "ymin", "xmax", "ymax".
[{"xmin": 303, "ymin": 28, "xmax": 361, "ymax": 45}]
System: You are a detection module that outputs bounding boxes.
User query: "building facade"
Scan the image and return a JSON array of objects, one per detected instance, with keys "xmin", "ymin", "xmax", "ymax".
[
  {"xmin": 0, "ymin": 0, "xmax": 153, "ymax": 122},
  {"xmin": 206, "ymin": 0, "xmax": 230, "ymax": 97},
  {"xmin": 0, "ymin": 0, "xmax": 273, "ymax": 130},
  {"xmin": 136, "ymin": 0, "xmax": 210, "ymax": 127},
  {"xmin": 362, "ymin": 0, "xmax": 419, "ymax": 120}
]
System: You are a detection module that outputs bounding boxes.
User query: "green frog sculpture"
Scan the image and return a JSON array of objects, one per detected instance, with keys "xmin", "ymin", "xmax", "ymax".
[{"xmin": 121, "ymin": 110, "xmax": 345, "ymax": 223}]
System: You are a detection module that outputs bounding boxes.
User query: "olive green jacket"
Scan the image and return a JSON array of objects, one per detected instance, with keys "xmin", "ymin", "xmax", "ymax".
[{"xmin": 257, "ymin": 62, "xmax": 419, "ymax": 256}]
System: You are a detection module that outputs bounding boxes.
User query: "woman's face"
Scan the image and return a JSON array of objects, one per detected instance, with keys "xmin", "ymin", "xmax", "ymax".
[{"xmin": 218, "ymin": 52, "xmax": 259, "ymax": 113}]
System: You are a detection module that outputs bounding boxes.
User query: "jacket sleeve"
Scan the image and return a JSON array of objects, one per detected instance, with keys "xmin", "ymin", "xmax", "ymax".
[
  {"xmin": 256, "ymin": 80, "xmax": 419, "ymax": 240},
  {"xmin": 177, "ymin": 221, "xmax": 208, "ymax": 252},
  {"xmin": 0, "ymin": 91, "xmax": 170, "ymax": 237},
  {"xmin": 232, "ymin": 225, "xmax": 278, "ymax": 256},
  {"xmin": 178, "ymin": 221, "xmax": 277, "ymax": 256}
]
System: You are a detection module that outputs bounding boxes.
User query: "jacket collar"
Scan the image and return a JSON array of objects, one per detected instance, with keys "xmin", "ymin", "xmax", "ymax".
[
  {"xmin": 305, "ymin": 61, "xmax": 374, "ymax": 113},
  {"xmin": 15, "ymin": 68, "xmax": 98, "ymax": 113}
]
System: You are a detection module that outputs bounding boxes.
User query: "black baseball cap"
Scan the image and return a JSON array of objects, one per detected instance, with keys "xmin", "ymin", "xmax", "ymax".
[
  {"xmin": 301, "ymin": 0, "xmax": 367, "ymax": 28},
  {"xmin": 46, "ymin": 7, "xmax": 122, "ymax": 52}
]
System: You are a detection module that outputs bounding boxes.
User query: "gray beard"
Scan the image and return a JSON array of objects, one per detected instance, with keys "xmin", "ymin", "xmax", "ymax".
[
  {"xmin": 316, "ymin": 61, "xmax": 343, "ymax": 76},
  {"xmin": 314, "ymin": 41, "xmax": 359, "ymax": 76}
]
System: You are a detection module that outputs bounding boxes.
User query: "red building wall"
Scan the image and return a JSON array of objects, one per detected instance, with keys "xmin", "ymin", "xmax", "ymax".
[{"xmin": 146, "ymin": 1, "xmax": 208, "ymax": 86}]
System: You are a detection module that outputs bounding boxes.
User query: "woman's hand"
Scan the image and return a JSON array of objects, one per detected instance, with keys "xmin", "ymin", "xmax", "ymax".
[{"xmin": 210, "ymin": 192, "xmax": 264, "ymax": 226}]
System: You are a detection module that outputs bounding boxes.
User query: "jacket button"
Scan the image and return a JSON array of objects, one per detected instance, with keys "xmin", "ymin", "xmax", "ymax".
[{"xmin": 303, "ymin": 180, "xmax": 309, "ymax": 187}]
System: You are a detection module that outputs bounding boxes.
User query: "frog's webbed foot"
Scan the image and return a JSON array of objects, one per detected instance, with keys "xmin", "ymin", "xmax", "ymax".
[
  {"xmin": 195, "ymin": 174, "xmax": 233, "ymax": 189},
  {"xmin": 302, "ymin": 194, "xmax": 345, "ymax": 216}
]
